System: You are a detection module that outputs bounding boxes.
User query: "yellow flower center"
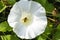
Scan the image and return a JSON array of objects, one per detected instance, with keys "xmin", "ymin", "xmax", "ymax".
[{"xmin": 20, "ymin": 12, "xmax": 33, "ymax": 26}]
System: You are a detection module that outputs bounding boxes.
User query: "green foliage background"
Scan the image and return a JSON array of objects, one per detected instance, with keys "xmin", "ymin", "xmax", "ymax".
[{"xmin": 0, "ymin": 0, "xmax": 60, "ymax": 40}]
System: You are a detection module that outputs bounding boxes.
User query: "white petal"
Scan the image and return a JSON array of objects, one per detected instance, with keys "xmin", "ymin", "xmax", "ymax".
[
  {"xmin": 20, "ymin": 0, "xmax": 32, "ymax": 1},
  {"xmin": 33, "ymin": 7, "xmax": 46, "ymax": 17},
  {"xmin": 20, "ymin": 0, "xmax": 28, "ymax": 1},
  {"xmin": 30, "ymin": 1, "xmax": 44, "ymax": 13},
  {"xmin": 27, "ymin": 28, "xmax": 36, "ymax": 39},
  {"xmin": 26, "ymin": 15, "xmax": 47, "ymax": 39},
  {"xmin": 10, "ymin": 2, "xmax": 22, "ymax": 15},
  {"xmin": 13, "ymin": 23, "xmax": 27, "ymax": 39},
  {"xmin": 7, "ymin": 11, "xmax": 21, "ymax": 28},
  {"xmin": 17, "ymin": 1, "xmax": 32, "ymax": 12},
  {"xmin": 7, "ymin": 2, "xmax": 22, "ymax": 28},
  {"xmin": 13, "ymin": 15, "xmax": 47, "ymax": 39}
]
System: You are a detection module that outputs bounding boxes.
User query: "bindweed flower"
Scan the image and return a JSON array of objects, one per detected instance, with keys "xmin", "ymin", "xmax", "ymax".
[{"xmin": 7, "ymin": 0, "xmax": 47, "ymax": 39}]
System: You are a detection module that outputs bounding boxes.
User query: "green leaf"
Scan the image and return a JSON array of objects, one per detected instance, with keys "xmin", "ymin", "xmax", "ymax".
[
  {"xmin": 0, "ymin": 1, "xmax": 7, "ymax": 13},
  {"xmin": 56, "ymin": 0, "xmax": 60, "ymax": 2},
  {"xmin": 57, "ymin": 24, "xmax": 60, "ymax": 30},
  {"xmin": 2, "ymin": 0, "xmax": 16, "ymax": 6},
  {"xmin": 44, "ymin": 1, "xmax": 54, "ymax": 12},
  {"xmin": 44, "ymin": 21, "xmax": 53, "ymax": 36},
  {"xmin": 52, "ymin": 24, "xmax": 60, "ymax": 40},
  {"xmin": 37, "ymin": 35, "xmax": 47, "ymax": 40},
  {"xmin": 35, "ymin": 0, "xmax": 54, "ymax": 12},
  {"xmin": 56, "ymin": 13, "xmax": 60, "ymax": 21},
  {"xmin": 7, "ymin": 0, "xmax": 16, "ymax": 5},
  {"xmin": 0, "ymin": 21, "xmax": 12, "ymax": 32},
  {"xmin": 53, "ymin": 30, "xmax": 60, "ymax": 40},
  {"xmin": 35, "ymin": 0, "xmax": 46, "ymax": 6},
  {"xmin": 1, "ymin": 35, "xmax": 20, "ymax": 40}
]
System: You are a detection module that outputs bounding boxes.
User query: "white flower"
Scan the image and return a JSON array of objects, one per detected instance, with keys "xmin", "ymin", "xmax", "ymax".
[{"xmin": 7, "ymin": 0, "xmax": 47, "ymax": 39}]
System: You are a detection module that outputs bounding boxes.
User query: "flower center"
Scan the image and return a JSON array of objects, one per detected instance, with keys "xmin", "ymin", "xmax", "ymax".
[
  {"xmin": 20, "ymin": 12, "xmax": 33, "ymax": 26},
  {"xmin": 23, "ymin": 17, "xmax": 28, "ymax": 22}
]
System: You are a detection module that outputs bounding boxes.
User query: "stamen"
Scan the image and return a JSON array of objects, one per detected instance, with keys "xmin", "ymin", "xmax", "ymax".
[{"xmin": 24, "ymin": 17, "xmax": 28, "ymax": 22}]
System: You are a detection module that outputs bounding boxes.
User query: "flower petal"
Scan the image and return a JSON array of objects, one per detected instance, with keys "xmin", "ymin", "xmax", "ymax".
[
  {"xmin": 17, "ymin": 1, "xmax": 32, "ymax": 12},
  {"xmin": 30, "ymin": 1, "xmax": 43, "ymax": 13},
  {"xmin": 26, "ymin": 15, "xmax": 47, "ymax": 39},
  {"xmin": 7, "ymin": 11, "xmax": 21, "ymax": 28},
  {"xmin": 33, "ymin": 7, "xmax": 46, "ymax": 17},
  {"xmin": 8, "ymin": 2, "xmax": 22, "ymax": 28},
  {"xmin": 13, "ymin": 23, "xmax": 27, "ymax": 39}
]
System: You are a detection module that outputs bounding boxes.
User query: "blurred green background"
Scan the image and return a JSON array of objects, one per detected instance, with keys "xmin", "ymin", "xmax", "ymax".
[{"xmin": 0, "ymin": 0, "xmax": 60, "ymax": 40}]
